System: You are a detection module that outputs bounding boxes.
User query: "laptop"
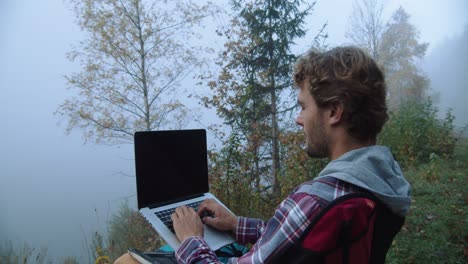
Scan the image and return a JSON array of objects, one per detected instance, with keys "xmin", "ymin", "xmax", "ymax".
[{"xmin": 134, "ymin": 129, "xmax": 235, "ymax": 251}]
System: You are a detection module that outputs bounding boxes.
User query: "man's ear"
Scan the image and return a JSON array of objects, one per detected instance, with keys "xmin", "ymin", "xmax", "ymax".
[{"xmin": 328, "ymin": 102, "xmax": 344, "ymax": 125}]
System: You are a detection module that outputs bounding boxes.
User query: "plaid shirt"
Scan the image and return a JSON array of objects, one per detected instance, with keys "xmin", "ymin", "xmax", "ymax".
[{"xmin": 176, "ymin": 177, "xmax": 361, "ymax": 264}]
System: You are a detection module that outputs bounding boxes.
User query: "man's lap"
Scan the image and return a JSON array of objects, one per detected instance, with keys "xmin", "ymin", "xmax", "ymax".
[{"xmin": 113, "ymin": 253, "xmax": 140, "ymax": 264}]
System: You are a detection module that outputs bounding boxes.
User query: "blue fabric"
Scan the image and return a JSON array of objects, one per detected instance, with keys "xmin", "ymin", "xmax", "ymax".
[
  {"xmin": 159, "ymin": 243, "xmax": 248, "ymax": 264},
  {"xmin": 215, "ymin": 243, "xmax": 249, "ymax": 263},
  {"xmin": 159, "ymin": 244, "xmax": 174, "ymax": 252}
]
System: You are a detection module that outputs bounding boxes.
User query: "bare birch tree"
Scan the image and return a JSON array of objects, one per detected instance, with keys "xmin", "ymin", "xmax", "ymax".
[
  {"xmin": 346, "ymin": 0, "xmax": 385, "ymax": 60},
  {"xmin": 57, "ymin": 0, "xmax": 214, "ymax": 143},
  {"xmin": 346, "ymin": 1, "xmax": 429, "ymax": 109}
]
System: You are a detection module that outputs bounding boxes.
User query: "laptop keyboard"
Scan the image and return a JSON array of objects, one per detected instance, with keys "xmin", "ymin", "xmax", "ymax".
[{"xmin": 155, "ymin": 200, "xmax": 203, "ymax": 233}]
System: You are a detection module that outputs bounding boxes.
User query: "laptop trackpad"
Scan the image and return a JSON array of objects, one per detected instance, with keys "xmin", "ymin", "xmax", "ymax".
[{"xmin": 204, "ymin": 225, "xmax": 234, "ymax": 250}]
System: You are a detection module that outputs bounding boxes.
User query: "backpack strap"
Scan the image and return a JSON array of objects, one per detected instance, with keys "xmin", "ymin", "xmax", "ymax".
[{"xmin": 370, "ymin": 198, "xmax": 405, "ymax": 263}]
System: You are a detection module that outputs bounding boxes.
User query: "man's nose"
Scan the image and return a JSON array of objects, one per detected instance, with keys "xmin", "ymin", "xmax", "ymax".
[{"xmin": 296, "ymin": 115, "xmax": 303, "ymax": 126}]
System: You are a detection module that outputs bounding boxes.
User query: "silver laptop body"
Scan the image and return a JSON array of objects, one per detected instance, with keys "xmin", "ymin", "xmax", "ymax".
[{"xmin": 134, "ymin": 129, "xmax": 235, "ymax": 251}]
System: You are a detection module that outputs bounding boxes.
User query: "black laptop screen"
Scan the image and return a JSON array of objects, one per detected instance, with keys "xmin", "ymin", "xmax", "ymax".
[{"xmin": 134, "ymin": 129, "xmax": 209, "ymax": 209}]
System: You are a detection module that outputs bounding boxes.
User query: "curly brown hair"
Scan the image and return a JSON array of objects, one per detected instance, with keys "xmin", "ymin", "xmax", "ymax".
[{"xmin": 294, "ymin": 46, "xmax": 388, "ymax": 141}]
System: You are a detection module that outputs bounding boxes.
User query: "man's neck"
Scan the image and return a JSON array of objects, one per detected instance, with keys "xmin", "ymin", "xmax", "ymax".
[{"xmin": 329, "ymin": 135, "xmax": 376, "ymax": 160}]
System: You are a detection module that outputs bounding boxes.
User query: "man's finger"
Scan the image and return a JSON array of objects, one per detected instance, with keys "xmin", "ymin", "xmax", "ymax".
[
  {"xmin": 175, "ymin": 205, "xmax": 189, "ymax": 216},
  {"xmin": 202, "ymin": 215, "xmax": 218, "ymax": 227},
  {"xmin": 201, "ymin": 199, "xmax": 215, "ymax": 208},
  {"xmin": 171, "ymin": 212, "xmax": 178, "ymax": 221},
  {"xmin": 198, "ymin": 199, "xmax": 216, "ymax": 214}
]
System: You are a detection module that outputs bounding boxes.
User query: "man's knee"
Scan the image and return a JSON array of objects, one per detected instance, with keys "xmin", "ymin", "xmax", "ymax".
[{"xmin": 113, "ymin": 253, "xmax": 140, "ymax": 264}]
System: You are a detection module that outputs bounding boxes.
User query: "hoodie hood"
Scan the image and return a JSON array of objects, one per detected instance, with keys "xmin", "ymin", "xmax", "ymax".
[{"xmin": 317, "ymin": 145, "xmax": 411, "ymax": 216}]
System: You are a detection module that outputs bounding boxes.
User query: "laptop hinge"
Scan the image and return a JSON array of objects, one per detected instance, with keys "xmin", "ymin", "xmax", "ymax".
[{"xmin": 147, "ymin": 193, "xmax": 205, "ymax": 209}]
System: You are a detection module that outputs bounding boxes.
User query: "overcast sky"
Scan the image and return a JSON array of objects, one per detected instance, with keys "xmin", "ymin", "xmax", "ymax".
[{"xmin": 1, "ymin": 0, "xmax": 467, "ymax": 262}]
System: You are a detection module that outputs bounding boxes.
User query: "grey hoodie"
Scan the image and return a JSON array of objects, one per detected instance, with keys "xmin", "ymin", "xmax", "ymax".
[{"xmin": 315, "ymin": 145, "xmax": 412, "ymax": 217}]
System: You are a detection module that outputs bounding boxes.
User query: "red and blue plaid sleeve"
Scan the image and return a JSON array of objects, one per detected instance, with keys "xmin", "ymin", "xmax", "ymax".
[
  {"xmin": 235, "ymin": 216, "xmax": 265, "ymax": 245},
  {"xmin": 176, "ymin": 236, "xmax": 220, "ymax": 264}
]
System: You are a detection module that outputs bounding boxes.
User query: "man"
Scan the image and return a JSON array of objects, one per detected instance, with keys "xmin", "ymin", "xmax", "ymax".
[
  {"xmin": 171, "ymin": 46, "xmax": 411, "ymax": 263},
  {"xmin": 116, "ymin": 46, "xmax": 411, "ymax": 263}
]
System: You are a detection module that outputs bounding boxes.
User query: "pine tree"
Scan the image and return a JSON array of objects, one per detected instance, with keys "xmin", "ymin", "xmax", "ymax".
[{"xmin": 203, "ymin": 0, "xmax": 317, "ymax": 205}]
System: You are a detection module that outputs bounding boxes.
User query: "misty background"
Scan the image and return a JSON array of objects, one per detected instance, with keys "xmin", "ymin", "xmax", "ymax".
[{"xmin": 1, "ymin": 0, "xmax": 467, "ymax": 262}]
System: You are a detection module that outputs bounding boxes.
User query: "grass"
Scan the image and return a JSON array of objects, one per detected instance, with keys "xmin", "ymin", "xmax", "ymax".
[{"xmin": 386, "ymin": 144, "xmax": 467, "ymax": 263}]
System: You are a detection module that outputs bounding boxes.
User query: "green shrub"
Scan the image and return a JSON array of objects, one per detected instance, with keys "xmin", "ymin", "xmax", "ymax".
[
  {"xmin": 209, "ymin": 133, "xmax": 276, "ymax": 219},
  {"xmin": 378, "ymin": 98, "xmax": 456, "ymax": 168},
  {"xmin": 87, "ymin": 203, "xmax": 162, "ymax": 263},
  {"xmin": 0, "ymin": 241, "xmax": 48, "ymax": 264}
]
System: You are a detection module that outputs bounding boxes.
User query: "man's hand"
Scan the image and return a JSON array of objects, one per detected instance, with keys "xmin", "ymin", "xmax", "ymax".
[
  {"xmin": 198, "ymin": 199, "xmax": 237, "ymax": 232},
  {"xmin": 171, "ymin": 206, "xmax": 204, "ymax": 243}
]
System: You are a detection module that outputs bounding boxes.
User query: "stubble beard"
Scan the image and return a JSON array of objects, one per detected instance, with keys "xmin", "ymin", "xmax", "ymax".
[{"xmin": 305, "ymin": 119, "xmax": 329, "ymax": 159}]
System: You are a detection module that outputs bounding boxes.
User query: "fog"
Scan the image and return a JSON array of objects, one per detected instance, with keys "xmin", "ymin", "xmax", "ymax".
[
  {"xmin": 1, "ymin": 0, "xmax": 136, "ymax": 260},
  {"xmin": 424, "ymin": 26, "xmax": 468, "ymax": 127},
  {"xmin": 1, "ymin": 0, "xmax": 466, "ymax": 262}
]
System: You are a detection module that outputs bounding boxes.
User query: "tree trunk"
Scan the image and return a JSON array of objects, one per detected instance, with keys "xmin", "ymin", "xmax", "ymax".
[
  {"xmin": 271, "ymin": 86, "xmax": 280, "ymax": 195},
  {"xmin": 134, "ymin": 1, "xmax": 151, "ymax": 131},
  {"xmin": 268, "ymin": 1, "xmax": 280, "ymax": 195}
]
